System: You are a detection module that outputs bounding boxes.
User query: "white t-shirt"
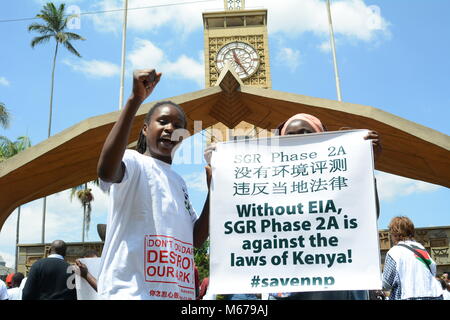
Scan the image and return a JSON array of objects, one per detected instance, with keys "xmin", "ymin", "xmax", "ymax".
[
  {"xmin": 7, "ymin": 287, "xmax": 21, "ymax": 300},
  {"xmin": 0, "ymin": 280, "xmax": 8, "ymax": 300},
  {"xmin": 383, "ymin": 240, "xmax": 442, "ymax": 300},
  {"xmin": 98, "ymin": 150, "xmax": 198, "ymax": 300},
  {"xmin": 443, "ymin": 289, "xmax": 450, "ymax": 300}
]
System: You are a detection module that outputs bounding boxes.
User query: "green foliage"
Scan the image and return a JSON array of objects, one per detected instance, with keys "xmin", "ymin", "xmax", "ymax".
[
  {"xmin": 0, "ymin": 136, "xmax": 31, "ymax": 161},
  {"xmin": 0, "ymin": 102, "xmax": 10, "ymax": 129},
  {"xmin": 194, "ymin": 239, "xmax": 210, "ymax": 282}
]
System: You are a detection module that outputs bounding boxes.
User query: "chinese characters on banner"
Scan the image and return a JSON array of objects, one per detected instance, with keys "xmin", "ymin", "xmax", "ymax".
[{"xmin": 209, "ymin": 130, "xmax": 382, "ymax": 294}]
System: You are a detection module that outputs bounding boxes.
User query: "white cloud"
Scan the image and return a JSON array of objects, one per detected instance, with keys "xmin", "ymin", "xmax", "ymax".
[
  {"xmin": 127, "ymin": 38, "xmax": 165, "ymax": 69},
  {"xmin": 87, "ymin": 0, "xmax": 218, "ymax": 34},
  {"xmin": 63, "ymin": 58, "xmax": 121, "ymax": 78},
  {"xmin": 319, "ymin": 40, "xmax": 331, "ymax": 53},
  {"xmin": 0, "ymin": 77, "xmax": 10, "ymax": 86},
  {"xmin": 59, "ymin": 39, "xmax": 204, "ymax": 86},
  {"xmin": 375, "ymin": 171, "xmax": 441, "ymax": 202},
  {"xmin": 0, "ymin": 251, "xmax": 15, "ymax": 270},
  {"xmin": 127, "ymin": 38, "xmax": 204, "ymax": 86},
  {"xmin": 255, "ymin": 0, "xmax": 390, "ymax": 42},
  {"xmin": 163, "ymin": 54, "xmax": 204, "ymax": 86},
  {"xmin": 276, "ymin": 47, "xmax": 301, "ymax": 71},
  {"xmin": 87, "ymin": 0, "xmax": 389, "ymax": 44}
]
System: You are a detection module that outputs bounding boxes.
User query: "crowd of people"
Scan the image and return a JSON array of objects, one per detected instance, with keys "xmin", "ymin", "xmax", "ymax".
[{"xmin": 1, "ymin": 68, "xmax": 449, "ymax": 301}]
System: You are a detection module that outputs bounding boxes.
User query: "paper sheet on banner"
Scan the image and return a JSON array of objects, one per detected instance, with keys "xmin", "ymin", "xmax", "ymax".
[
  {"xmin": 75, "ymin": 257, "xmax": 101, "ymax": 300},
  {"xmin": 209, "ymin": 130, "xmax": 382, "ymax": 294}
]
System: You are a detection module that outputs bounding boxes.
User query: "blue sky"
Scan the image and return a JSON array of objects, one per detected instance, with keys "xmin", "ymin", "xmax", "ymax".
[{"xmin": 0, "ymin": 0, "xmax": 449, "ymax": 268}]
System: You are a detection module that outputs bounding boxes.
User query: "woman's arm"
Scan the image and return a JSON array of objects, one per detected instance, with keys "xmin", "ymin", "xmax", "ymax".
[
  {"xmin": 193, "ymin": 166, "xmax": 211, "ymax": 248},
  {"xmin": 75, "ymin": 260, "xmax": 98, "ymax": 292},
  {"xmin": 364, "ymin": 130, "xmax": 382, "ymax": 219},
  {"xmin": 364, "ymin": 130, "xmax": 382, "ymax": 163},
  {"xmin": 97, "ymin": 69, "xmax": 161, "ymax": 183},
  {"xmin": 193, "ymin": 144, "xmax": 215, "ymax": 248}
]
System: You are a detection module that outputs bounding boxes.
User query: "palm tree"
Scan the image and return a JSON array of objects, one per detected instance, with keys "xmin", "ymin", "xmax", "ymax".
[
  {"xmin": 0, "ymin": 136, "xmax": 31, "ymax": 160},
  {"xmin": 70, "ymin": 181, "xmax": 98, "ymax": 242},
  {"xmin": 0, "ymin": 135, "xmax": 32, "ymax": 271},
  {"xmin": 0, "ymin": 102, "xmax": 10, "ymax": 129},
  {"xmin": 28, "ymin": 2, "xmax": 85, "ymax": 244}
]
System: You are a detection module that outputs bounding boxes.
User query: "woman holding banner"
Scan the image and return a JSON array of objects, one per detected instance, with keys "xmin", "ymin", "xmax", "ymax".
[{"xmin": 268, "ymin": 113, "xmax": 381, "ymax": 300}]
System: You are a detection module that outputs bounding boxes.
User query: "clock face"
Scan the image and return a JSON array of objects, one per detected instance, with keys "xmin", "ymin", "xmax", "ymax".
[{"xmin": 216, "ymin": 41, "xmax": 260, "ymax": 79}]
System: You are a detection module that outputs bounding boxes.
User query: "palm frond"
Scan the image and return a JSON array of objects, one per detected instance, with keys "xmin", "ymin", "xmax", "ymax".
[
  {"xmin": 85, "ymin": 202, "xmax": 92, "ymax": 235},
  {"xmin": 70, "ymin": 184, "xmax": 84, "ymax": 201},
  {"xmin": 35, "ymin": 14, "xmax": 59, "ymax": 32},
  {"xmin": 0, "ymin": 135, "xmax": 13, "ymax": 149},
  {"xmin": 56, "ymin": 3, "xmax": 66, "ymax": 31},
  {"xmin": 0, "ymin": 103, "xmax": 10, "ymax": 129},
  {"xmin": 62, "ymin": 40, "xmax": 82, "ymax": 57},
  {"xmin": 27, "ymin": 23, "xmax": 53, "ymax": 35},
  {"xmin": 37, "ymin": 3, "xmax": 63, "ymax": 31},
  {"xmin": 0, "ymin": 135, "xmax": 31, "ymax": 161},
  {"xmin": 15, "ymin": 136, "xmax": 32, "ymax": 151},
  {"xmin": 63, "ymin": 32, "xmax": 85, "ymax": 41},
  {"xmin": 0, "ymin": 136, "xmax": 15, "ymax": 160},
  {"xmin": 30, "ymin": 34, "xmax": 53, "ymax": 48}
]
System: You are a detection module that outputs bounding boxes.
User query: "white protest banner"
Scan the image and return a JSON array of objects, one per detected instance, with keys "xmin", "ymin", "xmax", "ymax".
[
  {"xmin": 209, "ymin": 130, "xmax": 382, "ymax": 294},
  {"xmin": 75, "ymin": 257, "xmax": 100, "ymax": 300}
]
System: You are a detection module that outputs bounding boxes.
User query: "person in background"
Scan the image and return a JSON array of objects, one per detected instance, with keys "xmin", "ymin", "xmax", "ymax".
[
  {"xmin": 22, "ymin": 240, "xmax": 77, "ymax": 300},
  {"xmin": 382, "ymin": 216, "xmax": 443, "ymax": 300},
  {"xmin": 18, "ymin": 276, "xmax": 27, "ymax": 297},
  {"xmin": 269, "ymin": 113, "xmax": 381, "ymax": 300},
  {"xmin": 437, "ymin": 277, "xmax": 450, "ymax": 300},
  {"xmin": 442, "ymin": 273, "xmax": 449, "ymax": 286},
  {"xmin": 5, "ymin": 273, "xmax": 14, "ymax": 288},
  {"xmin": 7, "ymin": 272, "xmax": 25, "ymax": 300}
]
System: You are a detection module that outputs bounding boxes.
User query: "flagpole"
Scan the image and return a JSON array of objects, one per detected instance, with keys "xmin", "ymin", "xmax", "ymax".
[
  {"xmin": 119, "ymin": 0, "xmax": 129, "ymax": 110},
  {"xmin": 326, "ymin": 0, "xmax": 342, "ymax": 102}
]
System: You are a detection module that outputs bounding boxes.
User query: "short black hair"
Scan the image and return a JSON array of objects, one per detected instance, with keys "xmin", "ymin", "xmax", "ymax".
[
  {"xmin": 136, "ymin": 101, "xmax": 187, "ymax": 154},
  {"xmin": 50, "ymin": 240, "xmax": 67, "ymax": 257},
  {"xmin": 12, "ymin": 272, "xmax": 24, "ymax": 287}
]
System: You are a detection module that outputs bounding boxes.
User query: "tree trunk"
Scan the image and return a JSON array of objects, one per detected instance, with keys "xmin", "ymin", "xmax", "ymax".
[
  {"xmin": 48, "ymin": 41, "xmax": 58, "ymax": 138},
  {"xmin": 41, "ymin": 41, "xmax": 59, "ymax": 244},
  {"xmin": 82, "ymin": 183, "xmax": 87, "ymax": 242},
  {"xmin": 82, "ymin": 203, "xmax": 86, "ymax": 242},
  {"xmin": 15, "ymin": 206, "xmax": 20, "ymax": 272}
]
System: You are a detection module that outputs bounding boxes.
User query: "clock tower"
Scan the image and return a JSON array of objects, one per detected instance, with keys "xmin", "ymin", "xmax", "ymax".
[{"xmin": 203, "ymin": 0, "xmax": 272, "ymax": 88}]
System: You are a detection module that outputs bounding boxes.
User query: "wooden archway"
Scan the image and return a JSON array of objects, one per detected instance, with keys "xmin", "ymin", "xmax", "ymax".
[{"xmin": 1, "ymin": 67, "xmax": 449, "ymax": 229}]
